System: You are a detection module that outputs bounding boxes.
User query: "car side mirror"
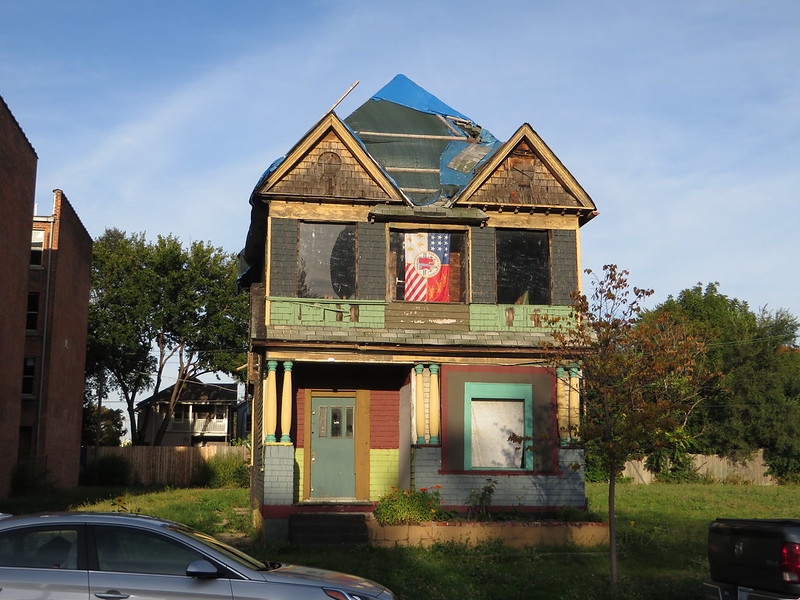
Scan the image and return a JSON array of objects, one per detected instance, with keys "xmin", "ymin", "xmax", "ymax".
[{"xmin": 186, "ymin": 559, "xmax": 222, "ymax": 579}]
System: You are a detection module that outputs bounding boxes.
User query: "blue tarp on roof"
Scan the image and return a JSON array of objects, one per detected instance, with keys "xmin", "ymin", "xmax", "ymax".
[{"xmin": 372, "ymin": 74, "xmax": 472, "ymax": 121}]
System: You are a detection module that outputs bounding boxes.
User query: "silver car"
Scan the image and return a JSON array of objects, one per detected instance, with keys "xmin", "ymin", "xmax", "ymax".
[{"xmin": 0, "ymin": 512, "xmax": 394, "ymax": 600}]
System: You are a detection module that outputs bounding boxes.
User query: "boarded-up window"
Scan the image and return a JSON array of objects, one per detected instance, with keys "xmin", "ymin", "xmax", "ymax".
[
  {"xmin": 496, "ymin": 230, "xmax": 550, "ymax": 305},
  {"xmin": 464, "ymin": 382, "xmax": 533, "ymax": 470},
  {"xmin": 389, "ymin": 230, "xmax": 466, "ymax": 302},
  {"xmin": 298, "ymin": 223, "xmax": 356, "ymax": 299}
]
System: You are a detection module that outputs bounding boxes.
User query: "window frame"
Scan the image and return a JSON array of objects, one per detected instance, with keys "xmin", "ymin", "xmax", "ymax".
[
  {"xmin": 495, "ymin": 228, "xmax": 551, "ymax": 305},
  {"xmin": 463, "ymin": 382, "xmax": 534, "ymax": 471},
  {"xmin": 388, "ymin": 227, "xmax": 468, "ymax": 303},
  {"xmin": 30, "ymin": 230, "xmax": 45, "ymax": 267},
  {"xmin": 296, "ymin": 221, "xmax": 357, "ymax": 300}
]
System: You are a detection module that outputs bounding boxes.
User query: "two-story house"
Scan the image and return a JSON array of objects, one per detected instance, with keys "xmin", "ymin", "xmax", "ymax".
[{"xmin": 239, "ymin": 75, "xmax": 597, "ymax": 538}]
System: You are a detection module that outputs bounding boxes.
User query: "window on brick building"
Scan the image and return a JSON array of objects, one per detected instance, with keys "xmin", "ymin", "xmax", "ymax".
[
  {"xmin": 496, "ymin": 229, "xmax": 550, "ymax": 305},
  {"xmin": 26, "ymin": 293, "xmax": 39, "ymax": 331},
  {"xmin": 22, "ymin": 357, "xmax": 36, "ymax": 395},
  {"xmin": 30, "ymin": 230, "xmax": 45, "ymax": 266}
]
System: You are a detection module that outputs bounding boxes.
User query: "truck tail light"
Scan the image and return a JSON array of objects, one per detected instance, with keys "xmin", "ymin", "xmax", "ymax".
[{"xmin": 781, "ymin": 542, "xmax": 800, "ymax": 582}]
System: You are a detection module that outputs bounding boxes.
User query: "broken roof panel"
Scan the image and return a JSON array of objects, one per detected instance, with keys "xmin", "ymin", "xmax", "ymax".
[{"xmin": 344, "ymin": 74, "xmax": 501, "ymax": 206}]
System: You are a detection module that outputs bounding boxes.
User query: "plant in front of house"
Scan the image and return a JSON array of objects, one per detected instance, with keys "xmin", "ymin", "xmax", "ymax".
[
  {"xmin": 465, "ymin": 478, "xmax": 498, "ymax": 520},
  {"xmin": 374, "ymin": 485, "xmax": 443, "ymax": 525}
]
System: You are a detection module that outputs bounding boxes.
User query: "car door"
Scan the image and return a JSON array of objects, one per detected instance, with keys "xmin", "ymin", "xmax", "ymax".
[
  {"xmin": 87, "ymin": 525, "xmax": 233, "ymax": 600},
  {"xmin": 0, "ymin": 524, "xmax": 89, "ymax": 599}
]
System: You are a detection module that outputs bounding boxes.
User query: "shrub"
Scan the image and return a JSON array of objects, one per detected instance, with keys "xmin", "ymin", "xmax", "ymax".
[
  {"xmin": 374, "ymin": 486, "xmax": 443, "ymax": 524},
  {"xmin": 11, "ymin": 460, "xmax": 53, "ymax": 496},
  {"xmin": 82, "ymin": 454, "xmax": 133, "ymax": 487},
  {"xmin": 466, "ymin": 478, "xmax": 497, "ymax": 520},
  {"xmin": 192, "ymin": 454, "xmax": 249, "ymax": 488}
]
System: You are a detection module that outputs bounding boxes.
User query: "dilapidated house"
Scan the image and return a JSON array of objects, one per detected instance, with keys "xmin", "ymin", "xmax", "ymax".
[{"xmin": 239, "ymin": 75, "xmax": 597, "ymax": 539}]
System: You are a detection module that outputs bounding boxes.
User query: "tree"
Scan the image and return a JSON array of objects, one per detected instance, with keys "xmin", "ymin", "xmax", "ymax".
[
  {"xmin": 87, "ymin": 230, "xmax": 248, "ymax": 445},
  {"xmin": 81, "ymin": 401, "xmax": 126, "ymax": 447},
  {"xmin": 550, "ymin": 265, "xmax": 708, "ymax": 584},
  {"xmin": 648, "ymin": 283, "xmax": 800, "ymax": 477}
]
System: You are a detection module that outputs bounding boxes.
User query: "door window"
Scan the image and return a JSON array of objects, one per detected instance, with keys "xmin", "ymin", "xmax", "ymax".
[{"xmin": 0, "ymin": 527, "xmax": 79, "ymax": 569}]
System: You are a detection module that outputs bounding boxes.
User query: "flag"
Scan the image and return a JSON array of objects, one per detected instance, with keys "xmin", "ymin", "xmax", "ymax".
[{"xmin": 404, "ymin": 232, "xmax": 451, "ymax": 302}]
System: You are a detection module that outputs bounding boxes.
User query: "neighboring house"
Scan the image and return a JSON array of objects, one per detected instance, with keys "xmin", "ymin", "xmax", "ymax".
[
  {"xmin": 0, "ymin": 96, "xmax": 91, "ymax": 497},
  {"xmin": 136, "ymin": 380, "xmax": 239, "ymax": 446},
  {"xmin": 238, "ymin": 75, "xmax": 598, "ymax": 537}
]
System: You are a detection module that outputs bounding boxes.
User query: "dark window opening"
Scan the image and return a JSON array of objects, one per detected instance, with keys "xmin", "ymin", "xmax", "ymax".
[
  {"xmin": 389, "ymin": 230, "xmax": 466, "ymax": 302},
  {"xmin": 22, "ymin": 357, "xmax": 35, "ymax": 395},
  {"xmin": 496, "ymin": 229, "xmax": 550, "ymax": 305},
  {"xmin": 298, "ymin": 223, "xmax": 356, "ymax": 299},
  {"xmin": 30, "ymin": 230, "xmax": 44, "ymax": 266},
  {"xmin": 26, "ymin": 293, "xmax": 39, "ymax": 331}
]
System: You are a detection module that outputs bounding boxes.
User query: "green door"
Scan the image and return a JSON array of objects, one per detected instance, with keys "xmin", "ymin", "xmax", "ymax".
[{"xmin": 310, "ymin": 396, "xmax": 356, "ymax": 499}]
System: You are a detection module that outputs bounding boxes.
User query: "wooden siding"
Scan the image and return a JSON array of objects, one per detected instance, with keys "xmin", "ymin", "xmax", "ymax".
[
  {"xmin": 467, "ymin": 141, "xmax": 580, "ymax": 207},
  {"xmin": 384, "ymin": 302, "xmax": 470, "ymax": 331},
  {"xmin": 470, "ymin": 226, "xmax": 496, "ymax": 304},
  {"xmin": 269, "ymin": 218, "xmax": 297, "ymax": 297},
  {"xmin": 357, "ymin": 222, "xmax": 387, "ymax": 300},
  {"xmin": 269, "ymin": 132, "xmax": 393, "ymax": 200},
  {"xmin": 551, "ymin": 229, "xmax": 579, "ymax": 305},
  {"xmin": 370, "ymin": 390, "xmax": 400, "ymax": 449}
]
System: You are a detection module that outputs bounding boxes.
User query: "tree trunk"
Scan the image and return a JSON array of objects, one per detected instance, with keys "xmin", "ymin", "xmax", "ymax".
[{"xmin": 608, "ymin": 472, "xmax": 618, "ymax": 584}]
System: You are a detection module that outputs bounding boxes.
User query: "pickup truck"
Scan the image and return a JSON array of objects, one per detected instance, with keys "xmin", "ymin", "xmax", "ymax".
[{"xmin": 705, "ymin": 518, "xmax": 800, "ymax": 600}]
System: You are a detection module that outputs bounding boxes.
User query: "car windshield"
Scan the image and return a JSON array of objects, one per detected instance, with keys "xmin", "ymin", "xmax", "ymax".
[{"xmin": 167, "ymin": 525, "xmax": 279, "ymax": 572}]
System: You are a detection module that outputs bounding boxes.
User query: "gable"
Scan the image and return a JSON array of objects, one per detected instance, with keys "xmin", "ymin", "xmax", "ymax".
[
  {"xmin": 254, "ymin": 114, "xmax": 404, "ymax": 203},
  {"xmin": 455, "ymin": 124, "xmax": 596, "ymax": 220}
]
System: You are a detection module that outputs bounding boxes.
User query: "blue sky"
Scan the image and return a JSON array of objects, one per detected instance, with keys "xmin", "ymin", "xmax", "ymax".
[{"xmin": 3, "ymin": 0, "xmax": 799, "ymax": 324}]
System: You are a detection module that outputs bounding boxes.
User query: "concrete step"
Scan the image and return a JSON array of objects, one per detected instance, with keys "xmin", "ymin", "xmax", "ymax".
[{"xmin": 289, "ymin": 512, "xmax": 369, "ymax": 545}]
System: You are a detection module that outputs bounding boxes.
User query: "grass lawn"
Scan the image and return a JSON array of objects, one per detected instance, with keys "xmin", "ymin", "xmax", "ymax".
[{"xmin": 5, "ymin": 482, "xmax": 799, "ymax": 599}]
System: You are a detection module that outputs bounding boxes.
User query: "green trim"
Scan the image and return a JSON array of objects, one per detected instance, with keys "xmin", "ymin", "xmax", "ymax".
[
  {"xmin": 464, "ymin": 382, "xmax": 533, "ymax": 471},
  {"xmin": 469, "ymin": 304, "xmax": 574, "ymax": 332},
  {"xmin": 265, "ymin": 296, "xmax": 386, "ymax": 304}
]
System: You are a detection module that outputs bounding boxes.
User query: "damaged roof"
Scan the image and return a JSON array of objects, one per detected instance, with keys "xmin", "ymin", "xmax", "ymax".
[{"xmin": 343, "ymin": 74, "xmax": 501, "ymax": 206}]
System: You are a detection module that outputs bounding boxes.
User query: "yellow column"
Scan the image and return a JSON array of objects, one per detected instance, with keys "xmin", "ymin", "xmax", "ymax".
[
  {"xmin": 429, "ymin": 364, "xmax": 440, "ymax": 444},
  {"xmin": 414, "ymin": 364, "xmax": 426, "ymax": 444},
  {"xmin": 556, "ymin": 367, "xmax": 568, "ymax": 443},
  {"xmin": 568, "ymin": 367, "xmax": 581, "ymax": 441},
  {"xmin": 280, "ymin": 361, "xmax": 293, "ymax": 443},
  {"xmin": 264, "ymin": 360, "xmax": 278, "ymax": 443}
]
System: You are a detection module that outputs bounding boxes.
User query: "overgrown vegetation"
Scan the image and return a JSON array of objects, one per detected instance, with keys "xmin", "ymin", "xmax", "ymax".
[
  {"xmin": 373, "ymin": 486, "xmax": 444, "ymax": 524},
  {"xmin": 81, "ymin": 454, "xmax": 134, "ymax": 487},
  {"xmin": 191, "ymin": 453, "xmax": 249, "ymax": 488},
  {"xmin": 5, "ymin": 481, "xmax": 800, "ymax": 598}
]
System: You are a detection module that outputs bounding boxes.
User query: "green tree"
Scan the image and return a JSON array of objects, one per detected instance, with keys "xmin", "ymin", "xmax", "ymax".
[
  {"xmin": 648, "ymin": 283, "xmax": 800, "ymax": 477},
  {"xmin": 549, "ymin": 265, "xmax": 708, "ymax": 584},
  {"xmin": 87, "ymin": 230, "xmax": 248, "ymax": 445},
  {"xmin": 81, "ymin": 400, "xmax": 126, "ymax": 446},
  {"xmin": 86, "ymin": 229, "xmax": 155, "ymax": 443}
]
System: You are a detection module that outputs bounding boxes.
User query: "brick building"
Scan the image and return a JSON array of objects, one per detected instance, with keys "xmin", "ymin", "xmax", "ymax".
[
  {"xmin": 238, "ymin": 75, "xmax": 598, "ymax": 540},
  {"xmin": 0, "ymin": 97, "xmax": 91, "ymax": 496}
]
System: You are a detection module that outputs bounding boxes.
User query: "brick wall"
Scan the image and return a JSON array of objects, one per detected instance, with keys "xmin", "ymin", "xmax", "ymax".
[
  {"xmin": 370, "ymin": 389, "xmax": 400, "ymax": 448},
  {"xmin": 412, "ymin": 446, "xmax": 586, "ymax": 510}
]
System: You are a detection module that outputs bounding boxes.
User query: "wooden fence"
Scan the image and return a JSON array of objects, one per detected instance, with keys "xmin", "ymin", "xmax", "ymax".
[
  {"xmin": 91, "ymin": 446, "xmax": 249, "ymax": 487},
  {"xmin": 622, "ymin": 451, "xmax": 774, "ymax": 485}
]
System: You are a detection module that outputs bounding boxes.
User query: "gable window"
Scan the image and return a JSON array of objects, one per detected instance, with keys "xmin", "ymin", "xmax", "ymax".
[
  {"xmin": 496, "ymin": 229, "xmax": 550, "ymax": 305},
  {"xmin": 30, "ymin": 230, "xmax": 45, "ymax": 266},
  {"xmin": 298, "ymin": 223, "xmax": 356, "ymax": 299},
  {"xmin": 389, "ymin": 229, "xmax": 466, "ymax": 302},
  {"xmin": 464, "ymin": 382, "xmax": 533, "ymax": 470}
]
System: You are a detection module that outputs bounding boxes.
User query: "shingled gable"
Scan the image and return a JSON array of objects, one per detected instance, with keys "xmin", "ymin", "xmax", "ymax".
[
  {"xmin": 455, "ymin": 123, "xmax": 598, "ymax": 225},
  {"xmin": 252, "ymin": 111, "xmax": 407, "ymax": 204}
]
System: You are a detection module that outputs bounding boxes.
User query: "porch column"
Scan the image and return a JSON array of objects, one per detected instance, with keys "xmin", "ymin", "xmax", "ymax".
[
  {"xmin": 414, "ymin": 363, "xmax": 425, "ymax": 444},
  {"xmin": 556, "ymin": 367, "xmax": 568, "ymax": 442},
  {"xmin": 428, "ymin": 364, "xmax": 440, "ymax": 444},
  {"xmin": 568, "ymin": 367, "xmax": 581, "ymax": 441},
  {"xmin": 264, "ymin": 360, "xmax": 278, "ymax": 443},
  {"xmin": 280, "ymin": 361, "xmax": 293, "ymax": 443}
]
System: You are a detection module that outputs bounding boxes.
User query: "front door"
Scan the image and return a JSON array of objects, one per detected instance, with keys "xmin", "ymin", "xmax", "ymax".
[{"xmin": 310, "ymin": 396, "xmax": 356, "ymax": 499}]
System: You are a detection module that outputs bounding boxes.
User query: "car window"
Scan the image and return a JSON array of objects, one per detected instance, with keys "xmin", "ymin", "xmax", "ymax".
[
  {"xmin": 0, "ymin": 527, "xmax": 79, "ymax": 569},
  {"xmin": 94, "ymin": 526, "xmax": 204, "ymax": 576}
]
